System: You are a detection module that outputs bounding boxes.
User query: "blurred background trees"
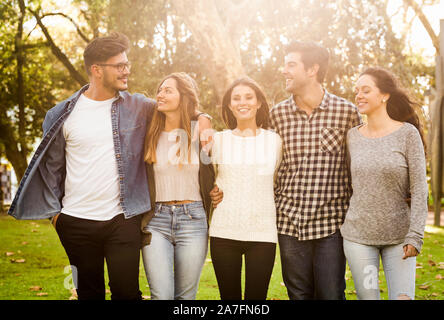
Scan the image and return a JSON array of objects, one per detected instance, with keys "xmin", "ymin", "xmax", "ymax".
[{"xmin": 0, "ymin": 0, "xmax": 440, "ymax": 180}]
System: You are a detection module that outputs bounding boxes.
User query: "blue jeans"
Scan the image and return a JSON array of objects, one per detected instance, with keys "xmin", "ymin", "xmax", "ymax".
[
  {"xmin": 278, "ymin": 231, "xmax": 346, "ymax": 300},
  {"xmin": 141, "ymin": 202, "xmax": 208, "ymax": 300},
  {"xmin": 343, "ymin": 239, "xmax": 416, "ymax": 300}
]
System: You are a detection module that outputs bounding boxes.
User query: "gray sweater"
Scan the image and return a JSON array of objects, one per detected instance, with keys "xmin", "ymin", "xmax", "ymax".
[{"xmin": 340, "ymin": 123, "xmax": 428, "ymax": 252}]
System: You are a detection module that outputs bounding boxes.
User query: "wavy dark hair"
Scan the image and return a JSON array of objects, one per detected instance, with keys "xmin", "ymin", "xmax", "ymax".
[
  {"xmin": 221, "ymin": 77, "xmax": 270, "ymax": 130},
  {"xmin": 360, "ymin": 67, "xmax": 426, "ymax": 153},
  {"xmin": 83, "ymin": 32, "xmax": 130, "ymax": 75}
]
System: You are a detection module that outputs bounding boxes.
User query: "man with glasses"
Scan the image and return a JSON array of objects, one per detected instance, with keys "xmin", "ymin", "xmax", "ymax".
[{"xmin": 8, "ymin": 32, "xmax": 155, "ymax": 300}]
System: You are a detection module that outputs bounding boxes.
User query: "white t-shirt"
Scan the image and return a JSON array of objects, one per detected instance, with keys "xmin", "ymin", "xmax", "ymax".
[
  {"xmin": 209, "ymin": 129, "xmax": 282, "ymax": 243},
  {"xmin": 61, "ymin": 94, "xmax": 123, "ymax": 221}
]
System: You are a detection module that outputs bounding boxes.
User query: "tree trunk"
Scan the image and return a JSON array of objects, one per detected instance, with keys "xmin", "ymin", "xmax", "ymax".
[
  {"xmin": 29, "ymin": 9, "xmax": 88, "ymax": 86},
  {"xmin": 15, "ymin": 0, "xmax": 29, "ymax": 159},
  {"xmin": 171, "ymin": 0, "xmax": 245, "ymax": 101},
  {"xmin": 0, "ymin": 120, "xmax": 28, "ymax": 181},
  {"xmin": 429, "ymin": 20, "xmax": 443, "ymax": 226},
  {"xmin": 7, "ymin": 0, "xmax": 30, "ymax": 182},
  {"xmin": 403, "ymin": 0, "xmax": 439, "ymax": 55},
  {"xmin": 5, "ymin": 147, "xmax": 27, "ymax": 183}
]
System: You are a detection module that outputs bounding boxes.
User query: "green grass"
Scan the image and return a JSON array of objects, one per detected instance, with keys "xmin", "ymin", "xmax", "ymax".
[{"xmin": 1, "ymin": 213, "xmax": 443, "ymax": 300}]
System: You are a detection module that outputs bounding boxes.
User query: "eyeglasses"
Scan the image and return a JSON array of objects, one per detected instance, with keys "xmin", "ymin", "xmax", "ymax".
[{"xmin": 96, "ymin": 62, "xmax": 131, "ymax": 72}]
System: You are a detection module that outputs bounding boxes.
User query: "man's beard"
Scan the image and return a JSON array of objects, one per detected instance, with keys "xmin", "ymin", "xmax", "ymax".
[
  {"xmin": 103, "ymin": 70, "xmax": 127, "ymax": 92},
  {"xmin": 285, "ymin": 79, "xmax": 306, "ymax": 96}
]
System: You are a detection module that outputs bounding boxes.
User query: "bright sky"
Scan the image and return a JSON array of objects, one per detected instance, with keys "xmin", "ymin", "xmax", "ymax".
[
  {"xmin": 388, "ymin": 0, "xmax": 444, "ymax": 60},
  {"xmin": 33, "ymin": 0, "xmax": 444, "ymax": 63}
]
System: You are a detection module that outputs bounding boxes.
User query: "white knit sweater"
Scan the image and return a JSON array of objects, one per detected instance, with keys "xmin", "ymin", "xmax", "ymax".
[{"xmin": 209, "ymin": 129, "xmax": 282, "ymax": 243}]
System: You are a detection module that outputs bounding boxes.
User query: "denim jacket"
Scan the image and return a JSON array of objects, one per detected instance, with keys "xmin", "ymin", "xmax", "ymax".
[{"xmin": 8, "ymin": 85, "xmax": 156, "ymax": 220}]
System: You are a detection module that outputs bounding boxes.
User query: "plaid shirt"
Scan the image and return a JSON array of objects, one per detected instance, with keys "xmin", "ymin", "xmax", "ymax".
[{"xmin": 270, "ymin": 90, "xmax": 362, "ymax": 240}]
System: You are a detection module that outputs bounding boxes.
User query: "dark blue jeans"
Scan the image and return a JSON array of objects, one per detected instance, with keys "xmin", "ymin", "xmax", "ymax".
[{"xmin": 278, "ymin": 231, "xmax": 346, "ymax": 300}]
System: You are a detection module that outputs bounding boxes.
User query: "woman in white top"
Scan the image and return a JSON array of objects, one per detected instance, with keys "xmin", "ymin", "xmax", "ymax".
[
  {"xmin": 141, "ymin": 72, "xmax": 214, "ymax": 300},
  {"xmin": 210, "ymin": 77, "xmax": 282, "ymax": 300}
]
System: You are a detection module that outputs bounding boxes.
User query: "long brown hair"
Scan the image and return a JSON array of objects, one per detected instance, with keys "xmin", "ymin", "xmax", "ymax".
[
  {"xmin": 360, "ymin": 67, "xmax": 426, "ymax": 152},
  {"xmin": 221, "ymin": 77, "xmax": 270, "ymax": 130},
  {"xmin": 144, "ymin": 72, "xmax": 199, "ymax": 164}
]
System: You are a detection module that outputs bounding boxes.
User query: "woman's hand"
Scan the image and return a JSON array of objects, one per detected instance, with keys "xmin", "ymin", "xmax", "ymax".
[
  {"xmin": 402, "ymin": 244, "xmax": 418, "ymax": 259},
  {"xmin": 209, "ymin": 185, "xmax": 223, "ymax": 208},
  {"xmin": 197, "ymin": 112, "xmax": 212, "ymax": 149}
]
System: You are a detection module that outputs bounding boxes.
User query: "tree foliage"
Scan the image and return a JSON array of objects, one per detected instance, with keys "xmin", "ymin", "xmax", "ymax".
[
  {"xmin": 0, "ymin": 0, "xmax": 437, "ymax": 180},
  {"xmin": 0, "ymin": 0, "xmax": 60, "ymax": 179}
]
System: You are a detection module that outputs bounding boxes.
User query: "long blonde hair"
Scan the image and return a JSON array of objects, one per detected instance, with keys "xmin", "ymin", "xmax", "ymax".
[{"xmin": 144, "ymin": 72, "xmax": 199, "ymax": 164}]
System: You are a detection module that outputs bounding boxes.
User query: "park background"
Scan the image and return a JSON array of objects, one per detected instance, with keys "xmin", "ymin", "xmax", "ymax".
[{"xmin": 0, "ymin": 0, "xmax": 444, "ymax": 300}]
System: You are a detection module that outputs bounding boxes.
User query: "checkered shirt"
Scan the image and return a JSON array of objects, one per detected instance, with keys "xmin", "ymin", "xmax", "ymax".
[{"xmin": 270, "ymin": 90, "xmax": 362, "ymax": 240}]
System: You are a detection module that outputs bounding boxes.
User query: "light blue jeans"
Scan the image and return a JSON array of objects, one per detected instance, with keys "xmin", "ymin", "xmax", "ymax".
[
  {"xmin": 343, "ymin": 239, "xmax": 416, "ymax": 300},
  {"xmin": 142, "ymin": 201, "xmax": 208, "ymax": 300}
]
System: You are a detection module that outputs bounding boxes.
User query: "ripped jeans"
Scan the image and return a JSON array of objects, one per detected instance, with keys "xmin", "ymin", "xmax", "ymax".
[{"xmin": 343, "ymin": 239, "xmax": 416, "ymax": 300}]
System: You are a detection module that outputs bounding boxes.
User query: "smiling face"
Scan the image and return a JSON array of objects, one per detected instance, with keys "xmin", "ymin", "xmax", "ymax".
[
  {"xmin": 156, "ymin": 77, "xmax": 181, "ymax": 115},
  {"xmin": 100, "ymin": 52, "xmax": 130, "ymax": 92},
  {"xmin": 355, "ymin": 74, "xmax": 389, "ymax": 116},
  {"xmin": 282, "ymin": 51, "xmax": 311, "ymax": 94},
  {"xmin": 229, "ymin": 84, "xmax": 261, "ymax": 124}
]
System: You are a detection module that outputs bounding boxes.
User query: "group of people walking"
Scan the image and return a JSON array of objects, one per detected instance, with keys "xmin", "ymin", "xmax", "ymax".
[{"xmin": 8, "ymin": 31, "xmax": 428, "ymax": 301}]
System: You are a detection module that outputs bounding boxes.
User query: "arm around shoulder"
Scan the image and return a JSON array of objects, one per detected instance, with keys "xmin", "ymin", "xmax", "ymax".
[
  {"xmin": 350, "ymin": 105, "xmax": 363, "ymax": 129},
  {"xmin": 197, "ymin": 113, "xmax": 213, "ymax": 150},
  {"xmin": 141, "ymin": 94, "xmax": 156, "ymax": 120},
  {"xmin": 128, "ymin": 92, "xmax": 156, "ymax": 120}
]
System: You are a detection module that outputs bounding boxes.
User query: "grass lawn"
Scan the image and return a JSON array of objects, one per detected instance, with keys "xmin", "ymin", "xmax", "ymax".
[{"xmin": 1, "ymin": 212, "xmax": 443, "ymax": 300}]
